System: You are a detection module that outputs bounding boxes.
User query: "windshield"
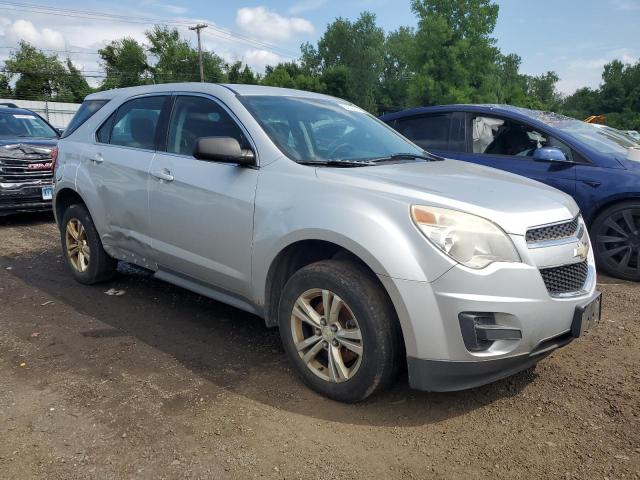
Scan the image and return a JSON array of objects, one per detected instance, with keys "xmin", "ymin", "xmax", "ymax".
[
  {"xmin": 0, "ymin": 111, "xmax": 58, "ymax": 139},
  {"xmin": 240, "ymin": 95, "xmax": 424, "ymax": 163},
  {"xmin": 532, "ymin": 113, "xmax": 637, "ymax": 156}
]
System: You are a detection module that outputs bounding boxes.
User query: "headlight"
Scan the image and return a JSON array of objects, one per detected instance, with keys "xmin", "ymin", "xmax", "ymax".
[{"xmin": 410, "ymin": 205, "xmax": 521, "ymax": 269}]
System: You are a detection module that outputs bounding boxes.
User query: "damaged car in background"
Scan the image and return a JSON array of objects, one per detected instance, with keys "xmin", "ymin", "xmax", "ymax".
[{"xmin": 0, "ymin": 103, "xmax": 59, "ymax": 216}]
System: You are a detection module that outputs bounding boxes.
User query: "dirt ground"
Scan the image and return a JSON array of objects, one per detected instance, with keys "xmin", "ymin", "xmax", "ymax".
[{"xmin": 0, "ymin": 213, "xmax": 638, "ymax": 480}]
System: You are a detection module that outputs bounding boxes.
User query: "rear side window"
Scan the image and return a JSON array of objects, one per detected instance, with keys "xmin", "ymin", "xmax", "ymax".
[
  {"xmin": 62, "ymin": 99, "xmax": 108, "ymax": 138},
  {"xmin": 394, "ymin": 113, "xmax": 451, "ymax": 151},
  {"xmin": 100, "ymin": 96, "xmax": 166, "ymax": 150}
]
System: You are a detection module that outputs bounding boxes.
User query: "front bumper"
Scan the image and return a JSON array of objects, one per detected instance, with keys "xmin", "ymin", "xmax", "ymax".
[
  {"xmin": 378, "ymin": 245, "xmax": 599, "ymax": 392},
  {"xmin": 0, "ymin": 182, "xmax": 52, "ymax": 216},
  {"xmin": 407, "ymin": 327, "xmax": 574, "ymax": 391}
]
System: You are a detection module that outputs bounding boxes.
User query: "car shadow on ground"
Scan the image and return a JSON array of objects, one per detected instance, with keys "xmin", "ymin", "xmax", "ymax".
[
  {"xmin": 2, "ymin": 244, "xmax": 538, "ymax": 428},
  {"xmin": 0, "ymin": 211, "xmax": 54, "ymax": 226}
]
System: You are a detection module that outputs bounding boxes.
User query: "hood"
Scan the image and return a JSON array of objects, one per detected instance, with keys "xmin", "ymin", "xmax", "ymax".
[
  {"xmin": 618, "ymin": 156, "xmax": 640, "ymax": 173},
  {"xmin": 0, "ymin": 139, "xmax": 57, "ymax": 159},
  {"xmin": 317, "ymin": 159, "xmax": 579, "ymax": 236}
]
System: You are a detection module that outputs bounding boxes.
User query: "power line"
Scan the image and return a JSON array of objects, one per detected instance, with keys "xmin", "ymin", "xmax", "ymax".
[
  {"xmin": 0, "ymin": 46, "xmax": 102, "ymax": 55},
  {"xmin": 0, "ymin": 1, "xmax": 298, "ymax": 59}
]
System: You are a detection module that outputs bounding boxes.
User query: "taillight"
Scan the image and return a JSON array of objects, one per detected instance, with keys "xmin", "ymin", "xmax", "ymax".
[{"xmin": 50, "ymin": 146, "xmax": 58, "ymax": 171}]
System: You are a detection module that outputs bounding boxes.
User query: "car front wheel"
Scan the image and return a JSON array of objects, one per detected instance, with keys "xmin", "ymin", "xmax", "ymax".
[{"xmin": 278, "ymin": 259, "xmax": 401, "ymax": 402}]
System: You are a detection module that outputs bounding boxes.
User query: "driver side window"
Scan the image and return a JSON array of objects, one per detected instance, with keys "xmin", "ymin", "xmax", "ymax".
[
  {"xmin": 471, "ymin": 115, "xmax": 573, "ymax": 161},
  {"xmin": 167, "ymin": 96, "xmax": 246, "ymax": 157}
]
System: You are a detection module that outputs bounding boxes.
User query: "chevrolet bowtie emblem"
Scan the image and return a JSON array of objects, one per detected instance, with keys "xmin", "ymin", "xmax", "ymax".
[{"xmin": 573, "ymin": 241, "xmax": 589, "ymax": 260}]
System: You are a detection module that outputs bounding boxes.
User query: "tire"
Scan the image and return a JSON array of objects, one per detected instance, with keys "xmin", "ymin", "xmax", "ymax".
[
  {"xmin": 591, "ymin": 201, "xmax": 640, "ymax": 282},
  {"xmin": 278, "ymin": 259, "xmax": 401, "ymax": 403},
  {"xmin": 60, "ymin": 203, "xmax": 117, "ymax": 284}
]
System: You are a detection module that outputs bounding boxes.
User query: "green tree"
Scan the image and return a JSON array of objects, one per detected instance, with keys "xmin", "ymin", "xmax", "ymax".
[
  {"xmin": 226, "ymin": 61, "xmax": 258, "ymax": 84},
  {"xmin": 146, "ymin": 26, "xmax": 225, "ymax": 83},
  {"xmin": 379, "ymin": 27, "xmax": 415, "ymax": 113},
  {"xmin": 99, "ymin": 38, "xmax": 150, "ymax": 89},
  {"xmin": 263, "ymin": 62, "xmax": 323, "ymax": 92},
  {"xmin": 4, "ymin": 41, "xmax": 66, "ymax": 100},
  {"xmin": 320, "ymin": 65, "xmax": 352, "ymax": 100},
  {"xmin": 305, "ymin": 12, "xmax": 385, "ymax": 112},
  {"xmin": 57, "ymin": 59, "xmax": 93, "ymax": 102},
  {"xmin": 0, "ymin": 74, "xmax": 12, "ymax": 98},
  {"xmin": 525, "ymin": 71, "xmax": 560, "ymax": 109},
  {"xmin": 496, "ymin": 53, "xmax": 528, "ymax": 106},
  {"xmin": 407, "ymin": 0, "xmax": 501, "ymax": 106}
]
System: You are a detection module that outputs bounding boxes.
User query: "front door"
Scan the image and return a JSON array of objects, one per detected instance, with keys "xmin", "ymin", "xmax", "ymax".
[
  {"xmin": 455, "ymin": 114, "xmax": 577, "ymax": 198},
  {"xmin": 148, "ymin": 94, "xmax": 258, "ymax": 297}
]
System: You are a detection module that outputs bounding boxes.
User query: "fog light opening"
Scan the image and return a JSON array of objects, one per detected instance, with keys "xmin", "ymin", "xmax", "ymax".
[{"xmin": 458, "ymin": 312, "xmax": 522, "ymax": 352}]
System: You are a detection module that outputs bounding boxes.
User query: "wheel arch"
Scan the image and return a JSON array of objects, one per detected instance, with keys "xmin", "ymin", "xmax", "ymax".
[
  {"xmin": 262, "ymin": 237, "xmax": 411, "ymax": 359},
  {"xmin": 54, "ymin": 188, "xmax": 89, "ymax": 227},
  {"xmin": 586, "ymin": 194, "xmax": 640, "ymax": 225}
]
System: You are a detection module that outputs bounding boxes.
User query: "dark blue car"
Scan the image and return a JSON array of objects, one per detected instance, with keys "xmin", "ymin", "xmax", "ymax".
[{"xmin": 381, "ymin": 105, "xmax": 640, "ymax": 281}]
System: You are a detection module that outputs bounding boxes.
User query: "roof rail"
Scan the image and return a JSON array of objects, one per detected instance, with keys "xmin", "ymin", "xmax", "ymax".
[{"xmin": 0, "ymin": 102, "xmax": 19, "ymax": 108}]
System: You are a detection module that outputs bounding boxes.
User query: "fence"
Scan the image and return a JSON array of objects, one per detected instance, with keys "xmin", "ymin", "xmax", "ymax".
[{"xmin": 0, "ymin": 99, "xmax": 80, "ymax": 129}]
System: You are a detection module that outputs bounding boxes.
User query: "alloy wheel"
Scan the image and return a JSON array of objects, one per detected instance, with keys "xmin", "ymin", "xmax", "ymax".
[
  {"xmin": 290, "ymin": 288, "xmax": 363, "ymax": 383},
  {"xmin": 65, "ymin": 218, "xmax": 90, "ymax": 273},
  {"xmin": 595, "ymin": 207, "xmax": 640, "ymax": 277}
]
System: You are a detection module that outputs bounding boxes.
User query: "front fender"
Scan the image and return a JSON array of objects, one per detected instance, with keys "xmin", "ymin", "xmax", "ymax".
[{"xmin": 250, "ymin": 165, "xmax": 455, "ymax": 307}]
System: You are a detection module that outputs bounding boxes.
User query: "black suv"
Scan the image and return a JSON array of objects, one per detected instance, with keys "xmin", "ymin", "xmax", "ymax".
[{"xmin": 0, "ymin": 102, "xmax": 59, "ymax": 216}]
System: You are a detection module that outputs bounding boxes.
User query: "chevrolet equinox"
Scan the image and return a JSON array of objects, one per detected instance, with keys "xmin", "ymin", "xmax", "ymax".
[{"xmin": 53, "ymin": 84, "xmax": 601, "ymax": 402}]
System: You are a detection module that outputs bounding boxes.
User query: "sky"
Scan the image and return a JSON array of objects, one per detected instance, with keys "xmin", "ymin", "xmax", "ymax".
[{"xmin": 0, "ymin": 0, "xmax": 638, "ymax": 95}]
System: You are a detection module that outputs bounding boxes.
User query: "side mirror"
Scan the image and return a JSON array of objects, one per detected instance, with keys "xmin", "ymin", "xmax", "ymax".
[
  {"xmin": 193, "ymin": 136, "xmax": 255, "ymax": 166},
  {"xmin": 56, "ymin": 128, "xmax": 64, "ymax": 136},
  {"xmin": 533, "ymin": 147, "xmax": 568, "ymax": 163}
]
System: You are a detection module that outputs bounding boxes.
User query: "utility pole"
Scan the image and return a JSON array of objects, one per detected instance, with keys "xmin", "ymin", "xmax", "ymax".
[{"xmin": 189, "ymin": 24, "xmax": 208, "ymax": 82}]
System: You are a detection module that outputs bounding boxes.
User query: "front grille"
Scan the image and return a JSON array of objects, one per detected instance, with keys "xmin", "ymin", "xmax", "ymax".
[
  {"xmin": 0, "ymin": 157, "xmax": 53, "ymax": 183},
  {"xmin": 526, "ymin": 217, "xmax": 579, "ymax": 244},
  {"xmin": 540, "ymin": 260, "xmax": 589, "ymax": 295}
]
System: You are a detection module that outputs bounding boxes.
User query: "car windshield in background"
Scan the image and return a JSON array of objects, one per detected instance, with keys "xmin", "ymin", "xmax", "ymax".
[
  {"xmin": 0, "ymin": 112, "xmax": 59, "ymax": 139},
  {"xmin": 523, "ymin": 111, "xmax": 635, "ymax": 156},
  {"xmin": 240, "ymin": 95, "xmax": 424, "ymax": 163}
]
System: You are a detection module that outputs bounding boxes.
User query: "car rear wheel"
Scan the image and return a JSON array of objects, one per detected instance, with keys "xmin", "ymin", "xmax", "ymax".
[
  {"xmin": 592, "ymin": 201, "xmax": 640, "ymax": 282},
  {"xmin": 278, "ymin": 259, "xmax": 401, "ymax": 402},
  {"xmin": 61, "ymin": 204, "xmax": 117, "ymax": 284}
]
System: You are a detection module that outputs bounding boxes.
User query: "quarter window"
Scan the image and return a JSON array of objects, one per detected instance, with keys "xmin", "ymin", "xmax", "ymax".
[
  {"xmin": 101, "ymin": 96, "xmax": 167, "ymax": 150},
  {"xmin": 62, "ymin": 99, "xmax": 108, "ymax": 138},
  {"xmin": 166, "ymin": 96, "xmax": 246, "ymax": 156}
]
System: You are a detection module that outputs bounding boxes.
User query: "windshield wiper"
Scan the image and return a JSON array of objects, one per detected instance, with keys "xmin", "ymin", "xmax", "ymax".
[
  {"xmin": 297, "ymin": 159, "xmax": 376, "ymax": 167},
  {"xmin": 370, "ymin": 152, "xmax": 445, "ymax": 162}
]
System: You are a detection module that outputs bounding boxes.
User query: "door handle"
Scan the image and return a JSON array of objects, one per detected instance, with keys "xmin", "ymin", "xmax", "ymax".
[
  {"xmin": 152, "ymin": 168, "xmax": 174, "ymax": 182},
  {"xmin": 90, "ymin": 153, "xmax": 103, "ymax": 164}
]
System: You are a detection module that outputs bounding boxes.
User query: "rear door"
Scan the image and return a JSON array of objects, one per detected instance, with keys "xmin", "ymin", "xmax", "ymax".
[
  {"xmin": 392, "ymin": 112, "xmax": 466, "ymax": 156},
  {"xmin": 147, "ymin": 94, "xmax": 258, "ymax": 297},
  {"xmin": 84, "ymin": 94, "xmax": 170, "ymax": 263},
  {"xmin": 453, "ymin": 113, "xmax": 577, "ymax": 197}
]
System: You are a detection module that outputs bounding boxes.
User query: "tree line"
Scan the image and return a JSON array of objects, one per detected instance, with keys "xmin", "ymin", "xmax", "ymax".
[{"xmin": 1, "ymin": 0, "xmax": 638, "ymax": 129}]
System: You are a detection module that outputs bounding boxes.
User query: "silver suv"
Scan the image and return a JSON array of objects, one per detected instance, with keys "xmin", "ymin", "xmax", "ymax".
[{"xmin": 53, "ymin": 83, "xmax": 601, "ymax": 402}]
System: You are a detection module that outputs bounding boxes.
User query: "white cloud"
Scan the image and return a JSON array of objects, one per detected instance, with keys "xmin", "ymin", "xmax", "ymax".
[
  {"xmin": 289, "ymin": 0, "xmax": 328, "ymax": 14},
  {"xmin": 236, "ymin": 7, "xmax": 314, "ymax": 42},
  {"xmin": 557, "ymin": 48, "xmax": 639, "ymax": 94},
  {"xmin": 611, "ymin": 0, "xmax": 640, "ymax": 10},
  {"xmin": 242, "ymin": 49, "xmax": 283, "ymax": 72},
  {"xmin": 5, "ymin": 19, "xmax": 66, "ymax": 49},
  {"xmin": 140, "ymin": 0, "xmax": 189, "ymax": 15}
]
